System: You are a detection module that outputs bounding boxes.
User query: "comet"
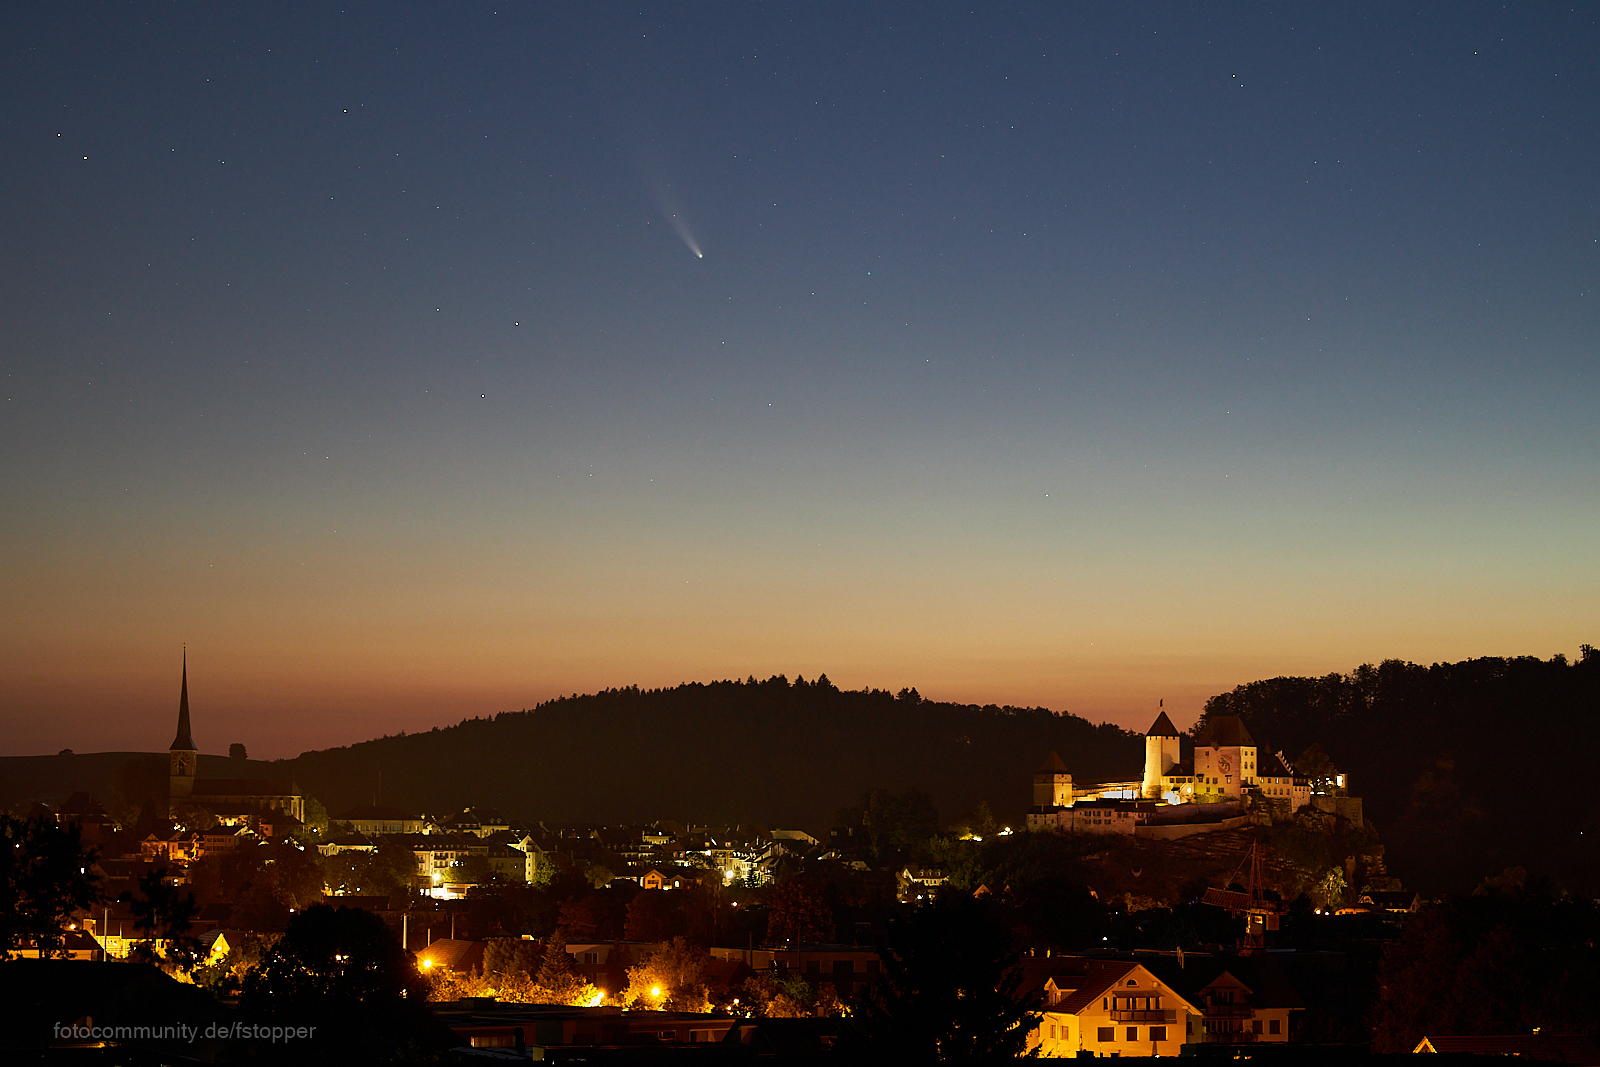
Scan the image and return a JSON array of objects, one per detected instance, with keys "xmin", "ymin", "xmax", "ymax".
[{"xmin": 667, "ymin": 212, "xmax": 703, "ymax": 259}]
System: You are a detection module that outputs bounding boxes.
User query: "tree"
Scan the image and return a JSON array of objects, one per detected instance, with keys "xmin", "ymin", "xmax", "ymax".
[
  {"xmin": 767, "ymin": 875, "xmax": 835, "ymax": 944},
  {"xmin": 483, "ymin": 936, "xmax": 542, "ymax": 984},
  {"xmin": 1370, "ymin": 889, "xmax": 1600, "ymax": 1052},
  {"xmin": 846, "ymin": 895, "xmax": 1041, "ymax": 1064},
  {"xmin": 838, "ymin": 788, "xmax": 941, "ymax": 862},
  {"xmin": 241, "ymin": 904, "xmax": 445, "ymax": 1061},
  {"xmin": 301, "ymin": 796, "xmax": 330, "ymax": 838},
  {"xmin": 229, "ymin": 743, "xmax": 248, "ymax": 760},
  {"xmin": 625, "ymin": 888, "xmax": 687, "ymax": 941},
  {"xmin": 110, "ymin": 754, "xmax": 168, "ymax": 829},
  {"xmin": 558, "ymin": 896, "xmax": 600, "ymax": 941},
  {"xmin": 536, "ymin": 934, "xmax": 586, "ymax": 1003},
  {"xmin": 623, "ymin": 937, "xmax": 712, "ymax": 1011},
  {"xmin": 128, "ymin": 865, "xmax": 202, "ymax": 972},
  {"xmin": 743, "ymin": 971, "xmax": 849, "ymax": 1018},
  {"xmin": 0, "ymin": 814, "xmax": 102, "ymax": 958}
]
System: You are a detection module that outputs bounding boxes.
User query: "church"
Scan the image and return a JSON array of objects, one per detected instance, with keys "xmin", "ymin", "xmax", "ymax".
[{"xmin": 167, "ymin": 654, "xmax": 304, "ymax": 825}]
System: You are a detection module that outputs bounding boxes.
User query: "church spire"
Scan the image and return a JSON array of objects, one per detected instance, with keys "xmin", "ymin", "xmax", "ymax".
[{"xmin": 170, "ymin": 649, "xmax": 195, "ymax": 751}]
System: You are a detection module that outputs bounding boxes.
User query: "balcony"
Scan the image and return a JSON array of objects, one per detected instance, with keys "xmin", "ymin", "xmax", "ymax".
[
  {"xmin": 1203, "ymin": 1004, "xmax": 1253, "ymax": 1018},
  {"xmin": 1109, "ymin": 1010, "xmax": 1175, "ymax": 1023}
]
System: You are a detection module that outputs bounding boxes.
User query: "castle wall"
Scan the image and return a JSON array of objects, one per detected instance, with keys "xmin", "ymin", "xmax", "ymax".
[{"xmin": 1134, "ymin": 814, "xmax": 1253, "ymax": 841}]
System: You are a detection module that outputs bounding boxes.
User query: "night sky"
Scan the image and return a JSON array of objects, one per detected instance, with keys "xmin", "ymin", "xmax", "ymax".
[{"xmin": 3, "ymin": 3, "xmax": 1596, "ymax": 758}]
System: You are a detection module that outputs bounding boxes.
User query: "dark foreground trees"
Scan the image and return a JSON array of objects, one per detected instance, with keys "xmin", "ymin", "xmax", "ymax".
[
  {"xmin": 1370, "ymin": 878, "xmax": 1600, "ymax": 1051},
  {"xmin": 842, "ymin": 894, "xmax": 1040, "ymax": 1064},
  {"xmin": 0, "ymin": 813, "xmax": 100, "ymax": 958},
  {"xmin": 240, "ymin": 904, "xmax": 450, "ymax": 1062}
]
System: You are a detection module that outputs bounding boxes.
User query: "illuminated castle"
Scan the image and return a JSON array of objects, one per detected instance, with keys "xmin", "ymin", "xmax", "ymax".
[{"xmin": 1025, "ymin": 709, "xmax": 1311, "ymax": 838}]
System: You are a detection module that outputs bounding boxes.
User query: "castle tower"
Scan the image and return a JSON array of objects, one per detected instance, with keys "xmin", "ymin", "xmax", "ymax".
[
  {"xmin": 1143, "ymin": 706, "xmax": 1182, "ymax": 798},
  {"xmin": 169, "ymin": 651, "xmax": 198, "ymax": 802},
  {"xmin": 1033, "ymin": 750, "xmax": 1073, "ymax": 809}
]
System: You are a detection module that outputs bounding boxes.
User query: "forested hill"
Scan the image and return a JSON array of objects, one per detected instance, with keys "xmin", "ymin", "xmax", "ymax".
[
  {"xmin": 1200, "ymin": 649, "xmax": 1600, "ymax": 895},
  {"xmin": 277, "ymin": 677, "xmax": 1143, "ymax": 831}
]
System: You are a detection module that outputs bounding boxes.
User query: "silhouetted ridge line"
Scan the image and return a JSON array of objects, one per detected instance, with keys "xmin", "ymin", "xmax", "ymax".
[{"xmin": 275, "ymin": 676, "xmax": 1141, "ymax": 831}]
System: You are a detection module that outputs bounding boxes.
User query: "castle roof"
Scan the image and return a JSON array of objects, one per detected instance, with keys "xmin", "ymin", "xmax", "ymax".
[
  {"xmin": 1036, "ymin": 750, "xmax": 1070, "ymax": 775},
  {"xmin": 170, "ymin": 653, "xmax": 195, "ymax": 752},
  {"xmin": 1145, "ymin": 711, "xmax": 1181, "ymax": 738},
  {"xmin": 1259, "ymin": 753, "xmax": 1297, "ymax": 778},
  {"xmin": 1194, "ymin": 715, "xmax": 1255, "ymax": 748}
]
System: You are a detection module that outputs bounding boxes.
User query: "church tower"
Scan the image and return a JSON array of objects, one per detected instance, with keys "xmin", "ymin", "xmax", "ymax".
[
  {"xmin": 1143, "ymin": 705, "xmax": 1183, "ymax": 798},
  {"xmin": 169, "ymin": 651, "xmax": 198, "ymax": 801},
  {"xmin": 1032, "ymin": 751, "xmax": 1073, "ymax": 809}
]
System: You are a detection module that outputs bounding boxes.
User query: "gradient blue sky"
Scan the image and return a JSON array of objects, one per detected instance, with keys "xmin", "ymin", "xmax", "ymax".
[{"xmin": 2, "ymin": 2, "xmax": 1596, "ymax": 757}]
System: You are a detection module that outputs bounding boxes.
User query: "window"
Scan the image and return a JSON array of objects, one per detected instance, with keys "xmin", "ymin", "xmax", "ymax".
[
  {"xmin": 1150, "ymin": 1027, "xmax": 1167, "ymax": 1042},
  {"xmin": 1127, "ymin": 1027, "xmax": 1138, "ymax": 1042},
  {"xmin": 1252, "ymin": 1020, "xmax": 1263, "ymax": 1034},
  {"xmin": 1098, "ymin": 1028, "xmax": 1115, "ymax": 1043},
  {"xmin": 1269, "ymin": 1019, "xmax": 1281, "ymax": 1035},
  {"xmin": 1049, "ymin": 1025, "xmax": 1056, "ymax": 1039}
]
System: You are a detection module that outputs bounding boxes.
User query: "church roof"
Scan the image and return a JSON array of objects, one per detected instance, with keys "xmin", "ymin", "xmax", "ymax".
[
  {"xmin": 1145, "ymin": 711, "xmax": 1181, "ymax": 737},
  {"xmin": 1194, "ymin": 715, "xmax": 1255, "ymax": 748},
  {"xmin": 1036, "ymin": 750, "xmax": 1070, "ymax": 775},
  {"xmin": 170, "ymin": 653, "xmax": 195, "ymax": 751}
]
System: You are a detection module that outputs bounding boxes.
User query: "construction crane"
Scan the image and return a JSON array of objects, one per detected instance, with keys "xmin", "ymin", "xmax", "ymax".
[{"xmin": 1200, "ymin": 843, "xmax": 1286, "ymax": 955}]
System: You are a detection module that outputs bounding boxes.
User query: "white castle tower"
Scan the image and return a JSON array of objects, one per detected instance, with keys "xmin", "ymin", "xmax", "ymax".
[
  {"xmin": 1142, "ymin": 705, "xmax": 1182, "ymax": 799},
  {"xmin": 1032, "ymin": 750, "xmax": 1073, "ymax": 809}
]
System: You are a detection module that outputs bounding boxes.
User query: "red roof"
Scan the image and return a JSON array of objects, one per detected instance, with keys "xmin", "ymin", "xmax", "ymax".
[{"xmin": 1145, "ymin": 711, "xmax": 1181, "ymax": 737}]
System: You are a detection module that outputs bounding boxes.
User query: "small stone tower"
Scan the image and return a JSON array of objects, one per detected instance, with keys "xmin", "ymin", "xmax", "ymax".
[
  {"xmin": 1033, "ymin": 751, "xmax": 1073, "ymax": 809},
  {"xmin": 169, "ymin": 652, "xmax": 198, "ymax": 803},
  {"xmin": 1143, "ymin": 706, "xmax": 1182, "ymax": 798}
]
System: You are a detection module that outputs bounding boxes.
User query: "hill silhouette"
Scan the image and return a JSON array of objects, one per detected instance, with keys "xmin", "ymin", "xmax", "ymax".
[
  {"xmin": 1200, "ymin": 648, "xmax": 1600, "ymax": 895},
  {"xmin": 278, "ymin": 676, "xmax": 1141, "ymax": 831},
  {"xmin": 7, "ymin": 652, "xmax": 1596, "ymax": 895}
]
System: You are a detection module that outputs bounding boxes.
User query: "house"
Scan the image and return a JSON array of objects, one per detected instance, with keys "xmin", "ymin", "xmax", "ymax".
[
  {"xmin": 394, "ymin": 833, "xmax": 489, "ymax": 892},
  {"xmin": 54, "ymin": 792, "xmax": 117, "ymax": 843},
  {"xmin": 1360, "ymin": 890, "xmax": 1421, "ymax": 914},
  {"xmin": 1414, "ymin": 1035, "xmax": 1600, "ymax": 1063},
  {"xmin": 1190, "ymin": 967, "xmax": 1297, "ymax": 1043},
  {"xmin": 1018, "ymin": 958, "xmax": 1202, "ymax": 1058},
  {"xmin": 896, "ymin": 866, "xmax": 948, "ymax": 901},
  {"xmin": 633, "ymin": 866, "xmax": 698, "ymax": 891},
  {"xmin": 441, "ymin": 807, "xmax": 510, "ymax": 838},
  {"xmin": 318, "ymin": 832, "xmax": 377, "ymax": 857},
  {"xmin": 1018, "ymin": 954, "xmax": 1304, "ymax": 1055},
  {"xmin": 197, "ymin": 929, "xmax": 234, "ymax": 966},
  {"xmin": 253, "ymin": 810, "xmax": 304, "ymax": 840},
  {"xmin": 9, "ymin": 929, "xmax": 107, "ymax": 960},
  {"xmin": 417, "ymin": 937, "xmax": 486, "ymax": 975},
  {"xmin": 485, "ymin": 840, "xmax": 529, "ymax": 883},
  {"xmin": 333, "ymin": 805, "xmax": 433, "ymax": 836}
]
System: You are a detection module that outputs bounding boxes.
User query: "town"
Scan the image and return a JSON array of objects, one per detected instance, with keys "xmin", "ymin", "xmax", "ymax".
[{"xmin": 6, "ymin": 663, "xmax": 1591, "ymax": 1063}]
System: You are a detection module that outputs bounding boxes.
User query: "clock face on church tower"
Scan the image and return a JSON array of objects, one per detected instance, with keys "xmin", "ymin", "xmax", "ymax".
[{"xmin": 172, "ymin": 752, "xmax": 194, "ymax": 776}]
